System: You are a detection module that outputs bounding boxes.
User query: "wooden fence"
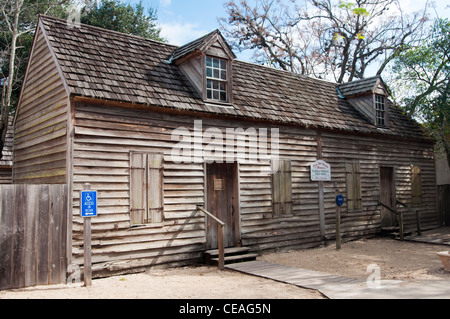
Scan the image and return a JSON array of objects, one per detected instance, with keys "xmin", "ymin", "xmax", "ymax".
[{"xmin": 0, "ymin": 184, "xmax": 68, "ymax": 290}]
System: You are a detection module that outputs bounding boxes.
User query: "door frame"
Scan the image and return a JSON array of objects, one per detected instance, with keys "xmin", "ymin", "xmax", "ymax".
[
  {"xmin": 204, "ymin": 162, "xmax": 241, "ymax": 249},
  {"xmin": 379, "ymin": 165, "xmax": 397, "ymax": 228}
]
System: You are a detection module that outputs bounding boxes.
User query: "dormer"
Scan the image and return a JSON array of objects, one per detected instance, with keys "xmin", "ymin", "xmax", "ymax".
[
  {"xmin": 337, "ymin": 76, "xmax": 390, "ymax": 128},
  {"xmin": 170, "ymin": 30, "xmax": 236, "ymax": 105}
]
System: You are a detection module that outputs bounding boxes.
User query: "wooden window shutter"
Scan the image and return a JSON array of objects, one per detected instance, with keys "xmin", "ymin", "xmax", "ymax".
[
  {"xmin": 411, "ymin": 165, "xmax": 422, "ymax": 205},
  {"xmin": 130, "ymin": 152, "xmax": 164, "ymax": 225},
  {"xmin": 272, "ymin": 160, "xmax": 281, "ymax": 215},
  {"xmin": 272, "ymin": 159, "xmax": 292, "ymax": 215},
  {"xmin": 130, "ymin": 152, "xmax": 146, "ymax": 225},
  {"xmin": 346, "ymin": 163, "xmax": 362, "ymax": 210},
  {"xmin": 354, "ymin": 163, "xmax": 362, "ymax": 209},
  {"xmin": 148, "ymin": 153, "xmax": 164, "ymax": 223}
]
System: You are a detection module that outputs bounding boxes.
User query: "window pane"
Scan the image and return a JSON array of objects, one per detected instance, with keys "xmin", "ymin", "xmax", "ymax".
[{"xmin": 205, "ymin": 56, "xmax": 228, "ymax": 102}]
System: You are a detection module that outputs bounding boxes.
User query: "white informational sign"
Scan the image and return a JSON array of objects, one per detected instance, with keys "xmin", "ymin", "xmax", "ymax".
[{"xmin": 310, "ymin": 160, "xmax": 331, "ymax": 181}]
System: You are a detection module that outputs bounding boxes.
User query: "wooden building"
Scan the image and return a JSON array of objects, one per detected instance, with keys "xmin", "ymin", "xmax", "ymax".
[
  {"xmin": 13, "ymin": 15, "xmax": 438, "ymax": 276},
  {"xmin": 0, "ymin": 117, "xmax": 14, "ymax": 184}
]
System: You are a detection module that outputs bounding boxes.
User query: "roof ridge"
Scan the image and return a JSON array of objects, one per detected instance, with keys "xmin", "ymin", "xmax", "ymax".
[
  {"xmin": 233, "ymin": 59, "xmax": 338, "ymax": 86},
  {"xmin": 338, "ymin": 75, "xmax": 381, "ymax": 87},
  {"xmin": 39, "ymin": 14, "xmax": 178, "ymax": 49}
]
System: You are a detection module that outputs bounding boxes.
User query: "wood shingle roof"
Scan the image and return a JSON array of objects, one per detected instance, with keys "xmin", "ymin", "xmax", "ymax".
[
  {"xmin": 337, "ymin": 76, "xmax": 381, "ymax": 97},
  {"xmin": 39, "ymin": 15, "xmax": 430, "ymax": 141}
]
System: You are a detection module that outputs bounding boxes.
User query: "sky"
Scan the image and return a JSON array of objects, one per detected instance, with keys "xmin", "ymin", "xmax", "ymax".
[{"xmin": 131, "ymin": 0, "xmax": 450, "ymax": 62}]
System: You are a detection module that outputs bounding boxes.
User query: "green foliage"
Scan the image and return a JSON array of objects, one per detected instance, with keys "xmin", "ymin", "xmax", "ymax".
[
  {"xmin": 390, "ymin": 18, "xmax": 450, "ymax": 163},
  {"xmin": 1, "ymin": 0, "xmax": 166, "ymax": 114},
  {"xmin": 81, "ymin": 0, "xmax": 166, "ymax": 41},
  {"xmin": 338, "ymin": 1, "xmax": 369, "ymax": 16}
]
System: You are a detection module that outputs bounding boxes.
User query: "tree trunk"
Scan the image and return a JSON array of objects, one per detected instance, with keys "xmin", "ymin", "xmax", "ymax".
[{"xmin": 0, "ymin": 0, "xmax": 22, "ymax": 159}]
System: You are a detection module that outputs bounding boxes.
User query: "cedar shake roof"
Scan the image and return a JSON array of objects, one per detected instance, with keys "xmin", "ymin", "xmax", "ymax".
[
  {"xmin": 39, "ymin": 15, "xmax": 430, "ymax": 141},
  {"xmin": 170, "ymin": 29, "xmax": 229, "ymax": 63},
  {"xmin": 337, "ymin": 76, "xmax": 381, "ymax": 97}
]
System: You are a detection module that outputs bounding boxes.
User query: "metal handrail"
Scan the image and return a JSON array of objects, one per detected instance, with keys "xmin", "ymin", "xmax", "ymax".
[{"xmin": 196, "ymin": 206, "xmax": 225, "ymax": 270}]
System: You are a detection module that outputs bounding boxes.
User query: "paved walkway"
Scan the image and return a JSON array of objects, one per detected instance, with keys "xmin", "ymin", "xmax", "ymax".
[{"xmin": 227, "ymin": 260, "xmax": 450, "ymax": 299}]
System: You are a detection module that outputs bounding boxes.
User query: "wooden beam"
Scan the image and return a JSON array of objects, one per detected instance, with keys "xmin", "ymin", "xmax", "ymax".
[{"xmin": 316, "ymin": 130, "xmax": 325, "ymax": 241}]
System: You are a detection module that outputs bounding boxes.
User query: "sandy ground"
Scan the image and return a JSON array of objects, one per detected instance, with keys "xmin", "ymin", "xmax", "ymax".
[
  {"xmin": 261, "ymin": 237, "xmax": 450, "ymax": 281},
  {"xmin": 1, "ymin": 236, "xmax": 449, "ymax": 299},
  {"xmin": 0, "ymin": 265, "xmax": 322, "ymax": 299}
]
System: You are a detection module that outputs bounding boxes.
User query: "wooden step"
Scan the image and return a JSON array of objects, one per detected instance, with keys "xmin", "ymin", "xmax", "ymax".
[
  {"xmin": 205, "ymin": 247, "xmax": 251, "ymax": 257},
  {"xmin": 204, "ymin": 246, "xmax": 257, "ymax": 265},
  {"xmin": 211, "ymin": 253, "xmax": 259, "ymax": 264}
]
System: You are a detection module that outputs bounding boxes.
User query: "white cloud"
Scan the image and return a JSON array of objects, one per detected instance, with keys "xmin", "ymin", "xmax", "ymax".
[
  {"xmin": 160, "ymin": 0, "xmax": 172, "ymax": 8},
  {"xmin": 159, "ymin": 22, "xmax": 209, "ymax": 46}
]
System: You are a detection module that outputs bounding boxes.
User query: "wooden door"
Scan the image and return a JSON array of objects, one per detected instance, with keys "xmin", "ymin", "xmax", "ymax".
[
  {"xmin": 380, "ymin": 167, "xmax": 397, "ymax": 228},
  {"xmin": 206, "ymin": 163, "xmax": 240, "ymax": 249}
]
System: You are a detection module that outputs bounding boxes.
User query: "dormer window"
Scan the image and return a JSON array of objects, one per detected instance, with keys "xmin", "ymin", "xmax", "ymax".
[
  {"xmin": 337, "ymin": 76, "xmax": 390, "ymax": 128},
  {"xmin": 206, "ymin": 56, "xmax": 227, "ymax": 102},
  {"xmin": 170, "ymin": 29, "xmax": 236, "ymax": 105},
  {"xmin": 375, "ymin": 94, "xmax": 386, "ymax": 126}
]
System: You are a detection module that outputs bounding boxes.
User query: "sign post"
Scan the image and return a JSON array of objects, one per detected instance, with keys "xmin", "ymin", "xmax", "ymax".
[
  {"xmin": 334, "ymin": 183, "xmax": 343, "ymax": 250},
  {"xmin": 81, "ymin": 183, "xmax": 97, "ymax": 287},
  {"xmin": 311, "ymin": 160, "xmax": 331, "ymax": 242}
]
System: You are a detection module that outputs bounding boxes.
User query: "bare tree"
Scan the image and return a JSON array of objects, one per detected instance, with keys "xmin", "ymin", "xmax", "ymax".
[
  {"xmin": 0, "ymin": 0, "xmax": 73, "ymax": 159},
  {"xmin": 220, "ymin": 0, "xmax": 429, "ymax": 83},
  {"xmin": 1, "ymin": 0, "xmax": 25, "ymax": 159}
]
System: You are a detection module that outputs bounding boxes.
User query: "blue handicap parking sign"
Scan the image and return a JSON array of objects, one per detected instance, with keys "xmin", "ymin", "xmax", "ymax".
[
  {"xmin": 336, "ymin": 194, "xmax": 344, "ymax": 207},
  {"xmin": 81, "ymin": 191, "xmax": 97, "ymax": 217}
]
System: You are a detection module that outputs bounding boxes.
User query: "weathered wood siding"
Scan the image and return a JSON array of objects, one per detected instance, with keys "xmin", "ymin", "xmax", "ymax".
[
  {"xmin": 72, "ymin": 104, "xmax": 206, "ymax": 275},
  {"xmin": 70, "ymin": 103, "xmax": 437, "ymax": 275},
  {"xmin": 0, "ymin": 184, "xmax": 68, "ymax": 290},
  {"xmin": 346, "ymin": 95, "xmax": 375, "ymax": 124},
  {"xmin": 13, "ymin": 27, "xmax": 68, "ymax": 184},
  {"xmin": 321, "ymin": 132, "xmax": 437, "ymax": 240}
]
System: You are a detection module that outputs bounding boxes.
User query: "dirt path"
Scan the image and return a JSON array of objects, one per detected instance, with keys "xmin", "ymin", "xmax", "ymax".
[
  {"xmin": 0, "ymin": 265, "xmax": 323, "ymax": 299},
  {"xmin": 1, "ymin": 236, "xmax": 448, "ymax": 299},
  {"xmin": 260, "ymin": 237, "xmax": 449, "ymax": 281}
]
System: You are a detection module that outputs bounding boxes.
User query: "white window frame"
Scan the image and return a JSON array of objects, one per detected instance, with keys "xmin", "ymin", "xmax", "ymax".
[{"xmin": 205, "ymin": 56, "xmax": 228, "ymax": 103}]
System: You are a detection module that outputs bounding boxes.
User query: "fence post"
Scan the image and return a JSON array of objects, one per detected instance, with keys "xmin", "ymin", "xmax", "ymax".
[
  {"xmin": 334, "ymin": 182, "xmax": 342, "ymax": 250},
  {"xmin": 218, "ymin": 224, "xmax": 225, "ymax": 270}
]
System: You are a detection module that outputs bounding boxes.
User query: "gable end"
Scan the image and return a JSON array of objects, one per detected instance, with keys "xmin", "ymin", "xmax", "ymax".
[{"xmin": 13, "ymin": 21, "xmax": 70, "ymax": 184}]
